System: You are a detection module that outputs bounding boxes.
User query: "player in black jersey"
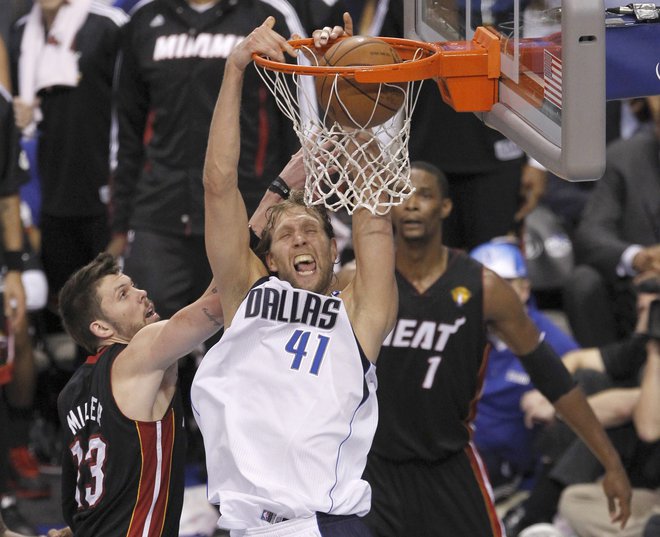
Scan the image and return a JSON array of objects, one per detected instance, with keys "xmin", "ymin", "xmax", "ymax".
[
  {"xmin": 340, "ymin": 161, "xmax": 632, "ymax": 536},
  {"xmin": 53, "ymin": 141, "xmax": 312, "ymax": 537}
]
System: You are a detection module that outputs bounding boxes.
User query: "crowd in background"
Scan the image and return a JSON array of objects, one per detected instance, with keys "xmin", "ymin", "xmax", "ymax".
[{"xmin": 0, "ymin": 0, "xmax": 658, "ymax": 535}]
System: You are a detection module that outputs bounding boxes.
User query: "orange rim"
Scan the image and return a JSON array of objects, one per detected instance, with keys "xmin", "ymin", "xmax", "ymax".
[{"xmin": 252, "ymin": 36, "xmax": 443, "ymax": 83}]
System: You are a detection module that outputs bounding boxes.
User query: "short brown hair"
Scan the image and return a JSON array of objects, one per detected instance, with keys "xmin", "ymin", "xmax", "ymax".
[
  {"xmin": 255, "ymin": 190, "xmax": 335, "ymax": 262},
  {"xmin": 58, "ymin": 253, "xmax": 120, "ymax": 354}
]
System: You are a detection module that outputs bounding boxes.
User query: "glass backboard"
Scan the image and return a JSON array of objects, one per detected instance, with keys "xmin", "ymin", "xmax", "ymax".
[{"xmin": 406, "ymin": 0, "xmax": 606, "ymax": 181}]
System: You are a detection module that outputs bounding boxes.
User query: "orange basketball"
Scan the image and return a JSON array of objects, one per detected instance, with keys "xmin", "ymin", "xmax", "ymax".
[{"xmin": 315, "ymin": 36, "xmax": 405, "ymax": 128}]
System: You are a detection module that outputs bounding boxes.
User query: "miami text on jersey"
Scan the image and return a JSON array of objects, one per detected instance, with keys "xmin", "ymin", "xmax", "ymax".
[
  {"xmin": 245, "ymin": 286, "xmax": 341, "ymax": 329},
  {"xmin": 382, "ymin": 317, "xmax": 467, "ymax": 352},
  {"xmin": 153, "ymin": 33, "xmax": 245, "ymax": 61},
  {"xmin": 65, "ymin": 396, "xmax": 104, "ymax": 435}
]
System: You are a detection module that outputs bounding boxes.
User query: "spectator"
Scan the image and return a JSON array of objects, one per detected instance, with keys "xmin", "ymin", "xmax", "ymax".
[
  {"xmin": 563, "ymin": 95, "xmax": 660, "ymax": 346},
  {"xmin": 556, "ymin": 338, "xmax": 660, "ymax": 537},
  {"xmin": 8, "ymin": 0, "xmax": 127, "ymax": 349},
  {"xmin": 108, "ymin": 0, "xmax": 346, "ymax": 318},
  {"xmin": 0, "ymin": 46, "xmax": 37, "ymax": 534},
  {"xmin": 469, "ymin": 238, "xmax": 579, "ymax": 499},
  {"xmin": 505, "ymin": 283, "xmax": 660, "ymax": 536}
]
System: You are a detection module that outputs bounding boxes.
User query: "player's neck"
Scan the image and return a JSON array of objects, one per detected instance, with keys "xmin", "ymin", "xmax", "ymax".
[{"xmin": 396, "ymin": 241, "xmax": 448, "ymax": 293}]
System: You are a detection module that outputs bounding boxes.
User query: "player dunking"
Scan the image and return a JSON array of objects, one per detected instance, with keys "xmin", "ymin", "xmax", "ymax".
[
  {"xmin": 191, "ymin": 15, "xmax": 397, "ymax": 537},
  {"xmin": 341, "ymin": 162, "xmax": 632, "ymax": 536}
]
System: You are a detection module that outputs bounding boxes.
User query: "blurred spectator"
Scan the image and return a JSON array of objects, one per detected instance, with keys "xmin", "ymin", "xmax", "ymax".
[
  {"xmin": 563, "ymin": 95, "xmax": 660, "ymax": 347},
  {"xmin": 8, "ymin": 0, "xmax": 127, "ymax": 349},
  {"xmin": 108, "ymin": 0, "xmax": 346, "ymax": 319},
  {"xmin": 470, "ymin": 238, "xmax": 579, "ymax": 500},
  {"xmin": 504, "ymin": 284, "xmax": 660, "ymax": 536},
  {"xmin": 541, "ymin": 98, "xmax": 653, "ymax": 239},
  {"xmin": 0, "ymin": 39, "xmax": 38, "ymax": 534},
  {"xmin": 557, "ymin": 336, "xmax": 660, "ymax": 537}
]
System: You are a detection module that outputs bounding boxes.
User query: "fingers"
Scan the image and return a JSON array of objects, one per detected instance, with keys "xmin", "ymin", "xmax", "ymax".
[
  {"xmin": 313, "ymin": 26, "xmax": 335, "ymax": 48},
  {"xmin": 312, "ymin": 13, "xmax": 354, "ymax": 48},
  {"xmin": 238, "ymin": 17, "xmax": 296, "ymax": 67},
  {"xmin": 343, "ymin": 11, "xmax": 354, "ymax": 36}
]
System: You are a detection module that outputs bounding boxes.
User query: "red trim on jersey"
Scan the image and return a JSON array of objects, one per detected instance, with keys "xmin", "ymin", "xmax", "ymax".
[
  {"xmin": 465, "ymin": 443, "xmax": 504, "ymax": 537},
  {"xmin": 255, "ymin": 87, "xmax": 269, "ymax": 178},
  {"xmin": 465, "ymin": 342, "xmax": 492, "ymax": 434},
  {"xmin": 85, "ymin": 347, "xmax": 110, "ymax": 365},
  {"xmin": 126, "ymin": 411, "xmax": 175, "ymax": 537}
]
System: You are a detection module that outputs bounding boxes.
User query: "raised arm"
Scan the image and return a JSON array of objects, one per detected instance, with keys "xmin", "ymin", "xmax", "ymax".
[
  {"xmin": 203, "ymin": 18, "xmax": 296, "ymax": 324},
  {"xmin": 343, "ymin": 207, "xmax": 397, "ymax": 362},
  {"xmin": 483, "ymin": 269, "xmax": 632, "ymax": 528}
]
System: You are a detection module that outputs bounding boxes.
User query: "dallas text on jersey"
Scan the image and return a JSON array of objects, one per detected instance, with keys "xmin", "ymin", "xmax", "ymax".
[{"xmin": 245, "ymin": 286, "xmax": 341, "ymax": 330}]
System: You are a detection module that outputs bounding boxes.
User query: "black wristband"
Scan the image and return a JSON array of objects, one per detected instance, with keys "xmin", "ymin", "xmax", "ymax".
[
  {"xmin": 4, "ymin": 250, "xmax": 24, "ymax": 272},
  {"xmin": 518, "ymin": 340, "xmax": 575, "ymax": 403},
  {"xmin": 268, "ymin": 176, "xmax": 290, "ymax": 199}
]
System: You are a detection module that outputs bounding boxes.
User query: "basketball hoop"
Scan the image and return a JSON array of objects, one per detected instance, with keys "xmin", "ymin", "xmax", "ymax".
[{"xmin": 253, "ymin": 32, "xmax": 500, "ymax": 215}]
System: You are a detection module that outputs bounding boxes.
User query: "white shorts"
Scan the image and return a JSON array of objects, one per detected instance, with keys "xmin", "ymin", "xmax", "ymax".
[{"xmin": 229, "ymin": 513, "xmax": 371, "ymax": 537}]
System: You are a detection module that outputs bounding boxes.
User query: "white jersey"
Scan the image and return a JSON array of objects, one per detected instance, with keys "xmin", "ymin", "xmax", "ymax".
[{"xmin": 191, "ymin": 277, "xmax": 378, "ymax": 530}]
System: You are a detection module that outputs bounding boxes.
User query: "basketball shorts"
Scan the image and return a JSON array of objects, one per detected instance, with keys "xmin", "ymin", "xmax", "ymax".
[
  {"xmin": 363, "ymin": 445, "xmax": 505, "ymax": 536},
  {"xmin": 231, "ymin": 513, "xmax": 373, "ymax": 537}
]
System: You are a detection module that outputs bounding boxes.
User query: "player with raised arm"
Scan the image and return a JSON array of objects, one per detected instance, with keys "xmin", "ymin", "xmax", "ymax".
[{"xmin": 191, "ymin": 14, "xmax": 398, "ymax": 537}]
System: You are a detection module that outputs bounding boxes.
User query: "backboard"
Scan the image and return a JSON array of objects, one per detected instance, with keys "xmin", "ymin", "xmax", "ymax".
[{"xmin": 406, "ymin": 0, "xmax": 606, "ymax": 181}]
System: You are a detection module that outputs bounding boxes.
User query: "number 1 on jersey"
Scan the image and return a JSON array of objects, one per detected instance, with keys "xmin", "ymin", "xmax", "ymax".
[
  {"xmin": 422, "ymin": 356, "xmax": 442, "ymax": 389},
  {"xmin": 285, "ymin": 329, "xmax": 330, "ymax": 375}
]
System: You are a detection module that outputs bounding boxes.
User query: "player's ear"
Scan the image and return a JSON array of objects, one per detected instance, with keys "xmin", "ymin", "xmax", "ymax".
[
  {"xmin": 440, "ymin": 197, "xmax": 453, "ymax": 219},
  {"xmin": 330, "ymin": 238, "xmax": 338, "ymax": 264},
  {"xmin": 265, "ymin": 252, "xmax": 278, "ymax": 273},
  {"xmin": 89, "ymin": 319, "xmax": 112, "ymax": 339}
]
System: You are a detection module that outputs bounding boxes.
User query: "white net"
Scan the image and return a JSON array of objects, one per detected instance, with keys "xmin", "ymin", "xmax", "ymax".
[{"xmin": 255, "ymin": 45, "xmax": 425, "ymax": 215}]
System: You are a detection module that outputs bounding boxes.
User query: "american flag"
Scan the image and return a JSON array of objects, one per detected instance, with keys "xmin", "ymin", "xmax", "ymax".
[{"xmin": 543, "ymin": 50, "xmax": 562, "ymax": 109}]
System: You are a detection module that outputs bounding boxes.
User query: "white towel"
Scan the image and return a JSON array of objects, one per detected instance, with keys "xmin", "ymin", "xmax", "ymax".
[{"xmin": 18, "ymin": 0, "xmax": 92, "ymax": 135}]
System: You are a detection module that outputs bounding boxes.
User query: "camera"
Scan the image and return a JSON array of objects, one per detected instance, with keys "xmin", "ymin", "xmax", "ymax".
[{"xmin": 636, "ymin": 277, "xmax": 660, "ymax": 339}]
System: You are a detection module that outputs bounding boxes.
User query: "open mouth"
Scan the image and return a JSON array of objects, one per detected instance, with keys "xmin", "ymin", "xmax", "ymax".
[
  {"xmin": 294, "ymin": 254, "xmax": 317, "ymax": 276},
  {"xmin": 145, "ymin": 302, "xmax": 156, "ymax": 319}
]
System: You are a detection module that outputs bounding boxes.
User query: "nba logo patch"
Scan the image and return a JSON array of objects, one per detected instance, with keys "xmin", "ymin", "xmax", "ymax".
[{"xmin": 451, "ymin": 286, "xmax": 471, "ymax": 306}]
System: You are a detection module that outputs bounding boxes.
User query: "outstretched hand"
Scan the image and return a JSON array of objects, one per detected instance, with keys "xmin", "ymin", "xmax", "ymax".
[{"xmin": 228, "ymin": 17, "xmax": 297, "ymax": 72}]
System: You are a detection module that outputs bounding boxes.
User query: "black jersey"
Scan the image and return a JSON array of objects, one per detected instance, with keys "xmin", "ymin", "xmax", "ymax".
[
  {"xmin": 57, "ymin": 344, "xmax": 186, "ymax": 537},
  {"xmin": 371, "ymin": 250, "xmax": 488, "ymax": 462},
  {"xmin": 111, "ymin": 0, "xmax": 345, "ymax": 236}
]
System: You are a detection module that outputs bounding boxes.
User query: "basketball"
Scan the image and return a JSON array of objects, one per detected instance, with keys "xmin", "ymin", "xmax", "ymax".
[{"xmin": 315, "ymin": 36, "xmax": 405, "ymax": 128}]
